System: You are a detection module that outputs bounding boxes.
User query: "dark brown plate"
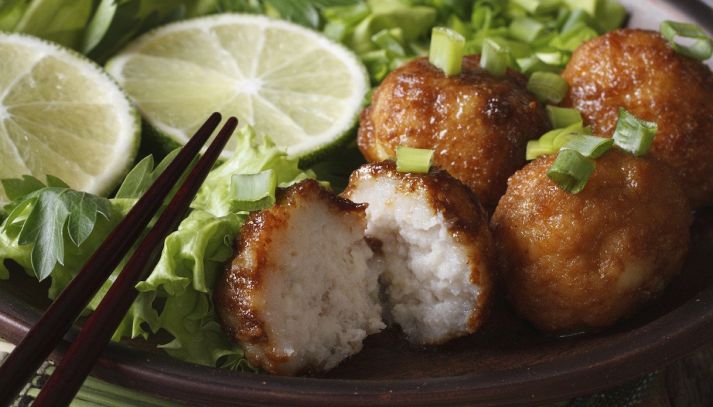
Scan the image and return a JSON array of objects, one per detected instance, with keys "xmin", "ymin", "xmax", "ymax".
[{"xmin": 2, "ymin": 1, "xmax": 713, "ymax": 405}]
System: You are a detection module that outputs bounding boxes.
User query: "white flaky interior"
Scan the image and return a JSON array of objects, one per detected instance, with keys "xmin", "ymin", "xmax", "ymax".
[
  {"xmin": 349, "ymin": 177, "xmax": 480, "ymax": 345},
  {"xmin": 257, "ymin": 199, "xmax": 384, "ymax": 373}
]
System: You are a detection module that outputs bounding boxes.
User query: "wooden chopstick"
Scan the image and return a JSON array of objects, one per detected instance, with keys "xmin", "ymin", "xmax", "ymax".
[
  {"xmin": 0, "ymin": 112, "xmax": 233, "ymax": 406},
  {"xmin": 30, "ymin": 115, "xmax": 238, "ymax": 406}
]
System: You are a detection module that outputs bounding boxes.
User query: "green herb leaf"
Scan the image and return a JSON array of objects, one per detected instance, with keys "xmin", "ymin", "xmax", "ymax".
[
  {"xmin": 1, "ymin": 175, "xmax": 45, "ymax": 202},
  {"xmin": 9, "ymin": 186, "xmax": 114, "ymax": 281},
  {"xmin": 115, "ymin": 149, "xmax": 180, "ymax": 199}
]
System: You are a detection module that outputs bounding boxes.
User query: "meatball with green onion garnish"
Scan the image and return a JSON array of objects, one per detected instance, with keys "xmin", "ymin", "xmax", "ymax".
[
  {"xmin": 343, "ymin": 161, "xmax": 495, "ymax": 345},
  {"xmin": 562, "ymin": 28, "xmax": 713, "ymax": 208},
  {"xmin": 215, "ymin": 179, "xmax": 384, "ymax": 375},
  {"xmin": 358, "ymin": 55, "xmax": 550, "ymax": 211},
  {"xmin": 491, "ymin": 149, "xmax": 692, "ymax": 333}
]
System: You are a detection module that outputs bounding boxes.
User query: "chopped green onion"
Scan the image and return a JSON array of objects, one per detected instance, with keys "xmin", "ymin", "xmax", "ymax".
[
  {"xmin": 563, "ymin": 0, "xmax": 600, "ymax": 16},
  {"xmin": 510, "ymin": 17, "xmax": 545, "ymax": 43},
  {"xmin": 526, "ymin": 140, "xmax": 553, "ymax": 160},
  {"xmin": 448, "ymin": 15, "xmax": 471, "ymax": 37},
  {"xmin": 534, "ymin": 47, "xmax": 567, "ymax": 66},
  {"xmin": 596, "ymin": 0, "xmax": 627, "ymax": 32},
  {"xmin": 562, "ymin": 9, "xmax": 600, "ymax": 34},
  {"xmin": 660, "ymin": 20, "xmax": 713, "ymax": 61},
  {"xmin": 562, "ymin": 135, "xmax": 614, "ymax": 159},
  {"xmin": 511, "ymin": 0, "xmax": 560, "ymax": 15},
  {"xmin": 547, "ymin": 149, "xmax": 596, "ymax": 194},
  {"xmin": 372, "ymin": 28, "xmax": 406, "ymax": 57},
  {"xmin": 480, "ymin": 38, "xmax": 510, "ymax": 76},
  {"xmin": 612, "ymin": 108, "xmax": 657, "ymax": 156},
  {"xmin": 230, "ymin": 170, "xmax": 278, "ymax": 212},
  {"xmin": 517, "ymin": 55, "xmax": 560, "ymax": 74},
  {"xmin": 547, "ymin": 106, "xmax": 582, "ymax": 128},
  {"xmin": 396, "ymin": 147, "xmax": 434, "ymax": 173},
  {"xmin": 429, "ymin": 27, "xmax": 465, "ymax": 76},
  {"xmin": 526, "ymin": 122, "xmax": 585, "ymax": 160},
  {"xmin": 549, "ymin": 23, "xmax": 599, "ymax": 51},
  {"xmin": 552, "ymin": 131, "xmax": 576, "ymax": 149},
  {"xmin": 527, "ymin": 71, "xmax": 569, "ymax": 103}
]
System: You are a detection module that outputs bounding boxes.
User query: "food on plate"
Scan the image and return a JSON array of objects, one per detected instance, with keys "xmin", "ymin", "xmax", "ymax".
[
  {"xmin": 106, "ymin": 14, "xmax": 368, "ymax": 160},
  {"xmin": 562, "ymin": 28, "xmax": 713, "ymax": 208},
  {"xmin": 343, "ymin": 161, "xmax": 494, "ymax": 345},
  {"xmin": 491, "ymin": 149, "xmax": 692, "ymax": 332},
  {"xmin": 0, "ymin": 33, "xmax": 139, "ymax": 204},
  {"xmin": 357, "ymin": 55, "xmax": 550, "ymax": 211},
  {"xmin": 215, "ymin": 179, "xmax": 384, "ymax": 375}
]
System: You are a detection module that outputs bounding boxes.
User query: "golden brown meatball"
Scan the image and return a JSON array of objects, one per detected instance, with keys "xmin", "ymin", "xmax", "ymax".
[
  {"xmin": 491, "ymin": 150, "xmax": 691, "ymax": 332},
  {"xmin": 215, "ymin": 180, "xmax": 384, "ymax": 375},
  {"xmin": 562, "ymin": 28, "xmax": 713, "ymax": 208},
  {"xmin": 343, "ymin": 161, "xmax": 495, "ymax": 345},
  {"xmin": 359, "ymin": 56, "xmax": 550, "ymax": 211}
]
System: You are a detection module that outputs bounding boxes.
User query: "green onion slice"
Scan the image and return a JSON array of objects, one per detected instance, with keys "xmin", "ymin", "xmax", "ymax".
[
  {"xmin": 396, "ymin": 147, "xmax": 434, "ymax": 173},
  {"xmin": 612, "ymin": 108, "xmax": 657, "ymax": 156},
  {"xmin": 660, "ymin": 20, "xmax": 713, "ymax": 61},
  {"xmin": 480, "ymin": 38, "xmax": 510, "ymax": 76},
  {"xmin": 562, "ymin": 135, "xmax": 614, "ymax": 159},
  {"xmin": 230, "ymin": 170, "xmax": 278, "ymax": 212},
  {"xmin": 511, "ymin": 0, "xmax": 560, "ymax": 14},
  {"xmin": 526, "ymin": 121, "xmax": 585, "ymax": 160},
  {"xmin": 547, "ymin": 106, "xmax": 582, "ymax": 128},
  {"xmin": 547, "ymin": 149, "xmax": 596, "ymax": 194},
  {"xmin": 526, "ymin": 140, "xmax": 553, "ymax": 160},
  {"xmin": 510, "ymin": 17, "xmax": 545, "ymax": 43},
  {"xmin": 429, "ymin": 27, "xmax": 465, "ymax": 76},
  {"xmin": 527, "ymin": 71, "xmax": 569, "ymax": 103}
]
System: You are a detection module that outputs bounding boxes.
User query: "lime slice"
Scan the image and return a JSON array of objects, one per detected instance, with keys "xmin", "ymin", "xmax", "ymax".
[
  {"xmin": 106, "ymin": 14, "xmax": 369, "ymax": 159},
  {"xmin": 0, "ymin": 33, "xmax": 140, "ymax": 204}
]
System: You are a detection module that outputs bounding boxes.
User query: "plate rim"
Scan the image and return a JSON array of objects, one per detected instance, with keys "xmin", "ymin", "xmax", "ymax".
[{"xmin": 2, "ymin": 0, "xmax": 713, "ymax": 405}]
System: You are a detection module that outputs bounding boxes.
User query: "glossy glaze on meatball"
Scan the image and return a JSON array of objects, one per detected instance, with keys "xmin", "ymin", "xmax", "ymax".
[
  {"xmin": 491, "ymin": 150, "xmax": 691, "ymax": 333},
  {"xmin": 343, "ymin": 161, "xmax": 495, "ymax": 345},
  {"xmin": 358, "ymin": 56, "xmax": 550, "ymax": 211},
  {"xmin": 215, "ymin": 180, "xmax": 384, "ymax": 375},
  {"xmin": 562, "ymin": 28, "xmax": 713, "ymax": 208}
]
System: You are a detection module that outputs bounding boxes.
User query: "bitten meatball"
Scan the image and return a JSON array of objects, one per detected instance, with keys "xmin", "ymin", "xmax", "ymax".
[
  {"xmin": 215, "ymin": 180, "xmax": 384, "ymax": 375},
  {"xmin": 358, "ymin": 56, "xmax": 550, "ymax": 211},
  {"xmin": 562, "ymin": 28, "xmax": 713, "ymax": 208},
  {"xmin": 491, "ymin": 150, "xmax": 692, "ymax": 332},
  {"xmin": 343, "ymin": 161, "xmax": 494, "ymax": 345}
]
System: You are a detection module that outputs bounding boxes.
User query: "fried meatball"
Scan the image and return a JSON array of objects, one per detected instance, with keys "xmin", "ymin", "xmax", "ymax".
[
  {"xmin": 342, "ymin": 161, "xmax": 495, "ymax": 345},
  {"xmin": 358, "ymin": 56, "xmax": 550, "ymax": 211},
  {"xmin": 215, "ymin": 180, "xmax": 384, "ymax": 375},
  {"xmin": 562, "ymin": 28, "xmax": 713, "ymax": 208},
  {"xmin": 491, "ymin": 150, "xmax": 692, "ymax": 332}
]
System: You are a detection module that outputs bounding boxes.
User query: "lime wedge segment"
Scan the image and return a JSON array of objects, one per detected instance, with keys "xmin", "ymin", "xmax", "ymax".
[
  {"xmin": 0, "ymin": 33, "xmax": 139, "ymax": 204},
  {"xmin": 106, "ymin": 14, "xmax": 369, "ymax": 159}
]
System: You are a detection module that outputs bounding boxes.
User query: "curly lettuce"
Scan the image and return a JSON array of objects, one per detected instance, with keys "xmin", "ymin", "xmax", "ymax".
[{"xmin": 0, "ymin": 126, "xmax": 313, "ymax": 368}]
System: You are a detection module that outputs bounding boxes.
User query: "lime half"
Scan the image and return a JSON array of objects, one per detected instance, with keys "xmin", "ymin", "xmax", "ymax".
[
  {"xmin": 106, "ymin": 14, "xmax": 369, "ymax": 159},
  {"xmin": 0, "ymin": 33, "xmax": 139, "ymax": 204}
]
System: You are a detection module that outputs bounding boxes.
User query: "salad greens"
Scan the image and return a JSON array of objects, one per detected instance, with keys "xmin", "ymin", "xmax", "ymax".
[
  {"xmin": 2, "ymin": 0, "xmax": 625, "ymax": 79},
  {"xmin": 0, "ymin": 127, "xmax": 314, "ymax": 368}
]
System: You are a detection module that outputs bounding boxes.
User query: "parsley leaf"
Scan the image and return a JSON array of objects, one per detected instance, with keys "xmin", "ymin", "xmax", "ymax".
[
  {"xmin": 1, "ymin": 175, "xmax": 114, "ymax": 281},
  {"xmin": 115, "ymin": 150, "xmax": 180, "ymax": 199}
]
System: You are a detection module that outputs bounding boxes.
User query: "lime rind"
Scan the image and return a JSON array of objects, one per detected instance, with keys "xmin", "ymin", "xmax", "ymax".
[
  {"xmin": 106, "ymin": 14, "xmax": 369, "ymax": 160},
  {"xmin": 0, "ymin": 32, "xmax": 140, "ymax": 203}
]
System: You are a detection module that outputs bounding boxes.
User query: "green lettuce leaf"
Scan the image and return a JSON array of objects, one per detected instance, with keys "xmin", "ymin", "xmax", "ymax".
[{"xmin": 131, "ymin": 126, "xmax": 314, "ymax": 367}]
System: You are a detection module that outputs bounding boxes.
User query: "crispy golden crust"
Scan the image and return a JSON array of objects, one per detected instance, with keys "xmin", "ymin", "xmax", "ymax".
[
  {"xmin": 214, "ymin": 179, "xmax": 366, "ymax": 373},
  {"xmin": 358, "ymin": 56, "xmax": 550, "ymax": 211},
  {"xmin": 343, "ymin": 161, "xmax": 495, "ymax": 332},
  {"xmin": 491, "ymin": 150, "xmax": 692, "ymax": 333},
  {"xmin": 562, "ymin": 28, "xmax": 713, "ymax": 208}
]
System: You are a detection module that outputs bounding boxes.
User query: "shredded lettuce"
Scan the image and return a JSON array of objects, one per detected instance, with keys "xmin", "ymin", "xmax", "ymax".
[{"xmin": 0, "ymin": 126, "xmax": 313, "ymax": 368}]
